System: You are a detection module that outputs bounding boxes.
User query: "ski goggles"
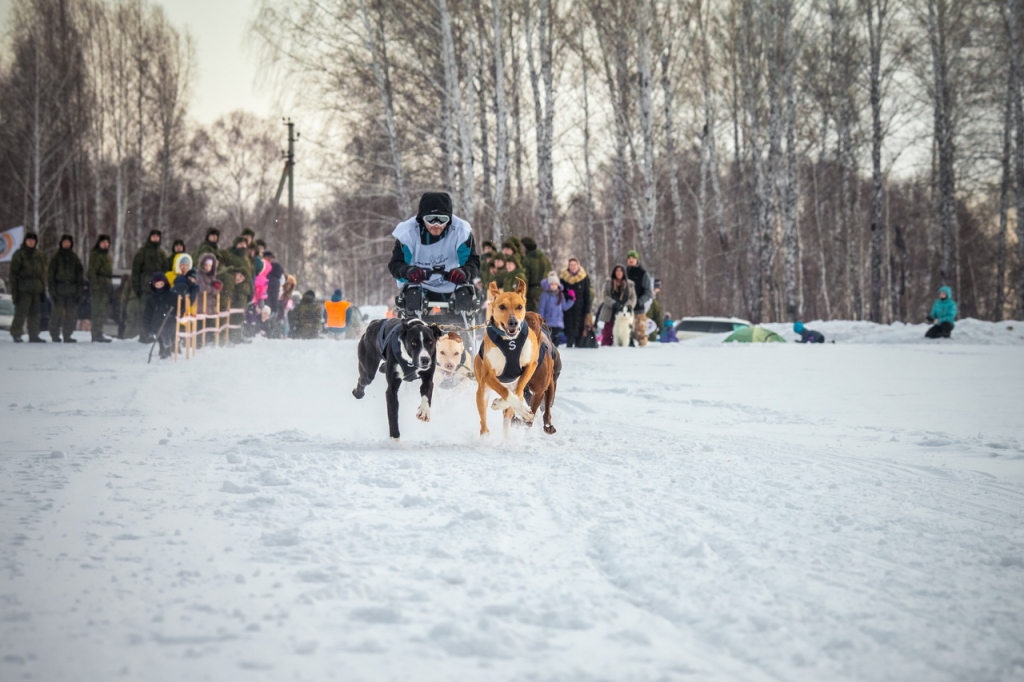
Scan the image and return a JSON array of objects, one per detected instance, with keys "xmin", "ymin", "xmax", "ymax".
[{"xmin": 423, "ymin": 214, "xmax": 450, "ymax": 226}]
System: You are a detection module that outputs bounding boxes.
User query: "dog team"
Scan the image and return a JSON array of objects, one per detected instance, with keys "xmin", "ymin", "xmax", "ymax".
[{"xmin": 352, "ymin": 276, "xmax": 561, "ymax": 441}]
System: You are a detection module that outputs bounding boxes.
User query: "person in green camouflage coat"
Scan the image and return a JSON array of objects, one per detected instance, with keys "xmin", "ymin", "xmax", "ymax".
[
  {"xmin": 195, "ymin": 228, "xmax": 221, "ymax": 259},
  {"xmin": 289, "ymin": 290, "xmax": 322, "ymax": 339},
  {"xmin": 9, "ymin": 231, "xmax": 48, "ymax": 342},
  {"xmin": 88, "ymin": 234, "xmax": 114, "ymax": 342},
  {"xmin": 494, "ymin": 254, "xmax": 524, "ymax": 292},
  {"xmin": 48, "ymin": 234, "xmax": 85, "ymax": 342},
  {"xmin": 520, "ymin": 237, "xmax": 552, "ymax": 313},
  {"xmin": 130, "ymin": 229, "xmax": 170, "ymax": 340},
  {"xmin": 220, "ymin": 236, "xmax": 253, "ymax": 281}
]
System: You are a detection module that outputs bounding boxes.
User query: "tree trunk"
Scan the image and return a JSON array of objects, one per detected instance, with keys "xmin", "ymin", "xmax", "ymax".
[
  {"xmin": 581, "ymin": 21, "xmax": 597, "ymax": 274},
  {"xmin": 438, "ymin": 0, "xmax": 469, "ymax": 212},
  {"xmin": 865, "ymin": 0, "xmax": 886, "ymax": 321},
  {"xmin": 359, "ymin": 0, "xmax": 410, "ymax": 216},
  {"xmin": 996, "ymin": 49, "xmax": 1014, "ymax": 321},
  {"xmin": 491, "ymin": 0, "xmax": 509, "ymax": 241},
  {"xmin": 636, "ymin": 0, "xmax": 656, "ymax": 259},
  {"xmin": 926, "ymin": 0, "xmax": 958, "ymax": 287},
  {"xmin": 662, "ymin": 35, "xmax": 684, "ymax": 255},
  {"xmin": 1005, "ymin": 0, "xmax": 1024, "ymax": 317}
]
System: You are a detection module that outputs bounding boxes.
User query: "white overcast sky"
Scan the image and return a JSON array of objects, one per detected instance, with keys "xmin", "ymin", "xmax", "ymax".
[
  {"xmin": 0, "ymin": 0, "xmax": 275, "ymax": 125},
  {"xmin": 159, "ymin": 0, "xmax": 276, "ymax": 124}
]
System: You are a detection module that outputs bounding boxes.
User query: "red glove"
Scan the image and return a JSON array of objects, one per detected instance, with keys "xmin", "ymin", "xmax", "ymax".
[
  {"xmin": 566, "ymin": 289, "xmax": 576, "ymax": 300},
  {"xmin": 406, "ymin": 267, "xmax": 428, "ymax": 283},
  {"xmin": 213, "ymin": 281, "xmax": 223, "ymax": 291},
  {"xmin": 446, "ymin": 268, "xmax": 467, "ymax": 284}
]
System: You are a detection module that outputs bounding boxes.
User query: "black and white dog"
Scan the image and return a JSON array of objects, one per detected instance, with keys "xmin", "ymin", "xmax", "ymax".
[{"xmin": 353, "ymin": 318, "xmax": 443, "ymax": 440}]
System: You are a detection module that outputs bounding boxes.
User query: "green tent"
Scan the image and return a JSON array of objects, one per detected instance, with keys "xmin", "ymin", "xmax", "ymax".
[{"xmin": 724, "ymin": 326, "xmax": 787, "ymax": 343}]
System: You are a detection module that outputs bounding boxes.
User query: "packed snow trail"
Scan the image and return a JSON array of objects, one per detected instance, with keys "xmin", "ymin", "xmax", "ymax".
[{"xmin": 1, "ymin": 329, "xmax": 1023, "ymax": 681}]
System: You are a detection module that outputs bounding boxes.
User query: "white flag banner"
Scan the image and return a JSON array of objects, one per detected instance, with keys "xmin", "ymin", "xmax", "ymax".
[{"xmin": 0, "ymin": 226, "xmax": 25, "ymax": 263}]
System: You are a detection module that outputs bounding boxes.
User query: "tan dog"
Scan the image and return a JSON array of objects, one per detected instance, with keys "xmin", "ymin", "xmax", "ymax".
[
  {"xmin": 474, "ymin": 277, "xmax": 561, "ymax": 436},
  {"xmin": 435, "ymin": 332, "xmax": 474, "ymax": 386}
]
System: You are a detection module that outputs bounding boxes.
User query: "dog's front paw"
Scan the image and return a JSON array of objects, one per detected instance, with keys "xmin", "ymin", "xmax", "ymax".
[
  {"xmin": 352, "ymin": 386, "xmax": 365, "ymax": 399},
  {"xmin": 491, "ymin": 397, "xmax": 509, "ymax": 411},
  {"xmin": 416, "ymin": 397, "xmax": 431, "ymax": 422}
]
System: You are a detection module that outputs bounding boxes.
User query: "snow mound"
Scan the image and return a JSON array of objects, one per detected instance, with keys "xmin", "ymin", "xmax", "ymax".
[{"xmin": 680, "ymin": 317, "xmax": 1024, "ymax": 345}]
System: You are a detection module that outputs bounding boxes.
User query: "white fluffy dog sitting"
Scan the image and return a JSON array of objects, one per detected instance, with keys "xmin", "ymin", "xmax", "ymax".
[{"xmin": 612, "ymin": 307, "xmax": 634, "ymax": 347}]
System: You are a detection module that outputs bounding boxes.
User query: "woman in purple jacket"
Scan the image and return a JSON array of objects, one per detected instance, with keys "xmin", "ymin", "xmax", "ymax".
[{"xmin": 537, "ymin": 271, "xmax": 575, "ymax": 346}]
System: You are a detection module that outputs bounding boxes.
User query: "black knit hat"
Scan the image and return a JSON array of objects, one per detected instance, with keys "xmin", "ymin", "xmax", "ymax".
[
  {"xmin": 241, "ymin": 228, "xmax": 256, "ymax": 238},
  {"xmin": 521, "ymin": 237, "xmax": 537, "ymax": 251},
  {"xmin": 416, "ymin": 192, "xmax": 453, "ymax": 224},
  {"xmin": 25, "ymin": 231, "xmax": 38, "ymax": 241},
  {"xmin": 172, "ymin": 239, "xmax": 185, "ymax": 250},
  {"xmin": 149, "ymin": 229, "xmax": 162, "ymax": 238},
  {"xmin": 206, "ymin": 227, "xmax": 220, "ymax": 238},
  {"xmin": 59, "ymin": 233, "xmax": 73, "ymax": 247},
  {"xmin": 482, "ymin": 240, "xmax": 496, "ymax": 251}
]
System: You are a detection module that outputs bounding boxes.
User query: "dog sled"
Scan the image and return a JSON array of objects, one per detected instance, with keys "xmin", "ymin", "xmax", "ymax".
[{"xmin": 394, "ymin": 266, "xmax": 486, "ymax": 352}]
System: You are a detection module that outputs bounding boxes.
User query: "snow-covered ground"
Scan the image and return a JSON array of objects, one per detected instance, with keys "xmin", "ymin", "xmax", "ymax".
[{"xmin": 1, "ymin": 323, "xmax": 1023, "ymax": 681}]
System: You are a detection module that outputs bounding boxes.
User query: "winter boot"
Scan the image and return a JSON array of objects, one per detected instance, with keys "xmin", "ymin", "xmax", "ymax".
[
  {"xmin": 93, "ymin": 336, "xmax": 112, "ymax": 343},
  {"xmin": 64, "ymin": 337, "xmax": 77, "ymax": 343},
  {"xmin": 12, "ymin": 335, "xmax": 23, "ymax": 343},
  {"xmin": 28, "ymin": 337, "xmax": 47, "ymax": 343}
]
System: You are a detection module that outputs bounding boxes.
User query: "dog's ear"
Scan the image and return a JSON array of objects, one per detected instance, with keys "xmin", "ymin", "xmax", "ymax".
[
  {"xmin": 446, "ymin": 331, "xmax": 462, "ymax": 342},
  {"xmin": 513, "ymin": 277, "xmax": 527, "ymax": 297},
  {"xmin": 429, "ymin": 324, "xmax": 444, "ymax": 339},
  {"xmin": 487, "ymin": 281, "xmax": 500, "ymax": 299}
]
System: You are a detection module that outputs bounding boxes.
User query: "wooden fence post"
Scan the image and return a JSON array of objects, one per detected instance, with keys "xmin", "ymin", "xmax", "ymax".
[{"xmin": 174, "ymin": 294, "xmax": 181, "ymax": 364}]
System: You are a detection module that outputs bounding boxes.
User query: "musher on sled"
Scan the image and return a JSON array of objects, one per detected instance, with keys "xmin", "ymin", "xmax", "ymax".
[{"xmin": 388, "ymin": 191, "xmax": 482, "ymax": 332}]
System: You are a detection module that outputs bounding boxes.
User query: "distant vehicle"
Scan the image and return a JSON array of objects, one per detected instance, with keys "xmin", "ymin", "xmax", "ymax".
[
  {"xmin": 0, "ymin": 294, "xmax": 13, "ymax": 330},
  {"xmin": 357, "ymin": 304, "xmax": 390, "ymax": 322},
  {"xmin": 675, "ymin": 316, "xmax": 752, "ymax": 340}
]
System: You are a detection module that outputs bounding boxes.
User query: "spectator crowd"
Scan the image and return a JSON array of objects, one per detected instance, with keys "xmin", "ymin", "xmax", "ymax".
[
  {"xmin": 7, "ymin": 225, "xmax": 959, "ymax": 353},
  {"xmin": 5, "ymin": 227, "xmax": 350, "ymax": 357},
  {"xmin": 478, "ymin": 237, "xmax": 667, "ymax": 347}
]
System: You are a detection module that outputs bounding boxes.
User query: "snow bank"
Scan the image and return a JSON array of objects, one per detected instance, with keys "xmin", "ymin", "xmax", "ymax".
[
  {"xmin": 0, "ymin": 333, "xmax": 1022, "ymax": 681},
  {"xmin": 681, "ymin": 317, "xmax": 1024, "ymax": 346}
]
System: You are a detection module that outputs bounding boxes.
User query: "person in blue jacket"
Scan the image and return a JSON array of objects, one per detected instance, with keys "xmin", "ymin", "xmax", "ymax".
[
  {"xmin": 659, "ymin": 319, "xmax": 679, "ymax": 343},
  {"xmin": 925, "ymin": 285, "xmax": 957, "ymax": 338},
  {"xmin": 537, "ymin": 272, "xmax": 575, "ymax": 346},
  {"xmin": 793, "ymin": 321, "xmax": 825, "ymax": 343}
]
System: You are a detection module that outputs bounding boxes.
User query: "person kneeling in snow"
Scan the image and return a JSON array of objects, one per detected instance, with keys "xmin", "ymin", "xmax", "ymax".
[
  {"xmin": 925, "ymin": 286, "xmax": 957, "ymax": 339},
  {"xmin": 793, "ymin": 321, "xmax": 825, "ymax": 344},
  {"xmin": 143, "ymin": 274, "xmax": 179, "ymax": 359},
  {"xmin": 659, "ymin": 319, "xmax": 679, "ymax": 343}
]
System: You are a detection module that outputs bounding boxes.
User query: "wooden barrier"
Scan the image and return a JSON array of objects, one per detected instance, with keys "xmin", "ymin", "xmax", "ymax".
[{"xmin": 174, "ymin": 292, "xmax": 246, "ymax": 363}]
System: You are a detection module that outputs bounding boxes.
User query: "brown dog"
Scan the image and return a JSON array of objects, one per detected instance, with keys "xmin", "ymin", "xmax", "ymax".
[
  {"xmin": 474, "ymin": 277, "xmax": 561, "ymax": 436},
  {"xmin": 436, "ymin": 332, "xmax": 474, "ymax": 386}
]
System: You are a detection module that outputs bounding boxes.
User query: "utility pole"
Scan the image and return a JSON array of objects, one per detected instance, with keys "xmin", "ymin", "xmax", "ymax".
[
  {"xmin": 286, "ymin": 118, "xmax": 296, "ymax": 269},
  {"xmin": 267, "ymin": 119, "xmax": 298, "ymax": 269}
]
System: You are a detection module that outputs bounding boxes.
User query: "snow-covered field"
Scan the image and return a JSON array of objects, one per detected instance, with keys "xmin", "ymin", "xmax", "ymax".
[{"xmin": 1, "ymin": 322, "xmax": 1023, "ymax": 682}]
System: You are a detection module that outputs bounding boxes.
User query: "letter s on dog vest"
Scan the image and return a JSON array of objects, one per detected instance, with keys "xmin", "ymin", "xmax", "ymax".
[{"xmin": 392, "ymin": 216, "xmax": 473, "ymax": 294}]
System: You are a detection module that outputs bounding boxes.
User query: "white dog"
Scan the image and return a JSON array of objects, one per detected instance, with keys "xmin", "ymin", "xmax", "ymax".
[{"xmin": 613, "ymin": 307, "xmax": 634, "ymax": 347}]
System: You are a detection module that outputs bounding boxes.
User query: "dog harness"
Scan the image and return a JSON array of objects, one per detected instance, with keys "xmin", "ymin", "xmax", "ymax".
[
  {"xmin": 480, "ymin": 323, "xmax": 550, "ymax": 383},
  {"xmin": 376, "ymin": 319, "xmax": 424, "ymax": 381}
]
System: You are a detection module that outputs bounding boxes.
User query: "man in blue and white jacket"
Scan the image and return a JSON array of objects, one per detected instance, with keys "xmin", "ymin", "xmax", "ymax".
[{"xmin": 388, "ymin": 192, "xmax": 481, "ymax": 316}]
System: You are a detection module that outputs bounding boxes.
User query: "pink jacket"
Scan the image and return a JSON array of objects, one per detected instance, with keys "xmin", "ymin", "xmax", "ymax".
[{"xmin": 253, "ymin": 259, "xmax": 271, "ymax": 305}]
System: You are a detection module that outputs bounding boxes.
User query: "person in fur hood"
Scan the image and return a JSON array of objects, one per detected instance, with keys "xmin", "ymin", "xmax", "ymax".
[
  {"xmin": 559, "ymin": 258, "xmax": 592, "ymax": 348},
  {"xmin": 195, "ymin": 252, "xmax": 222, "ymax": 317}
]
